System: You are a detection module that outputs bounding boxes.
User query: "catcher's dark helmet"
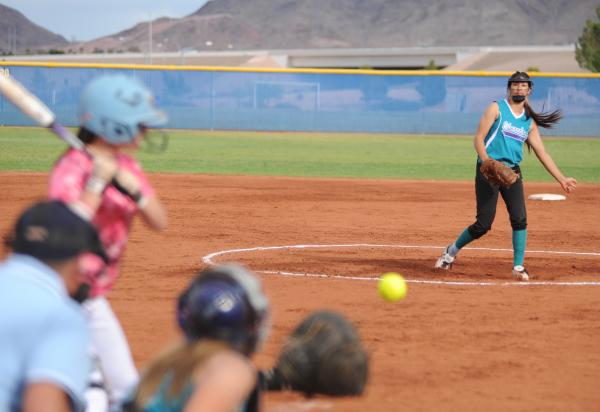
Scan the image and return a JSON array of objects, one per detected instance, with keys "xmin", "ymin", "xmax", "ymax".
[
  {"xmin": 507, "ymin": 71, "xmax": 533, "ymax": 88},
  {"xmin": 176, "ymin": 264, "xmax": 270, "ymax": 355}
]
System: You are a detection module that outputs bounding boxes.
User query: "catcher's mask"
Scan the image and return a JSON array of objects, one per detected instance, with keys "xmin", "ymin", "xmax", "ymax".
[
  {"xmin": 78, "ymin": 75, "xmax": 168, "ymax": 146},
  {"xmin": 177, "ymin": 264, "xmax": 270, "ymax": 355}
]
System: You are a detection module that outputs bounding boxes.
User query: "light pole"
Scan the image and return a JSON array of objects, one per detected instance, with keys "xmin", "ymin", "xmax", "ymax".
[{"xmin": 148, "ymin": 13, "xmax": 153, "ymax": 64}]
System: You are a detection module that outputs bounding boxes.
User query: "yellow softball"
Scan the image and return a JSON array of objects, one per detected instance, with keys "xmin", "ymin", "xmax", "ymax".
[{"xmin": 378, "ymin": 272, "xmax": 407, "ymax": 302}]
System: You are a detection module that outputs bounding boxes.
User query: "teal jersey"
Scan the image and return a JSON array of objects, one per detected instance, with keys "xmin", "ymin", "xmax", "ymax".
[
  {"xmin": 482, "ymin": 99, "xmax": 532, "ymax": 167},
  {"xmin": 123, "ymin": 370, "xmax": 250, "ymax": 412},
  {"xmin": 141, "ymin": 375, "xmax": 193, "ymax": 412}
]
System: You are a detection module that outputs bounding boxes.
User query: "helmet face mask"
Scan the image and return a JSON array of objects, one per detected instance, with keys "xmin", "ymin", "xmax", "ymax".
[
  {"xmin": 507, "ymin": 71, "xmax": 532, "ymax": 103},
  {"xmin": 78, "ymin": 75, "xmax": 168, "ymax": 145},
  {"xmin": 140, "ymin": 128, "xmax": 169, "ymax": 153}
]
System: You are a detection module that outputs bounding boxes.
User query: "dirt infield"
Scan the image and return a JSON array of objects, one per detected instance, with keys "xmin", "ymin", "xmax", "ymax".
[{"xmin": 1, "ymin": 173, "xmax": 599, "ymax": 411}]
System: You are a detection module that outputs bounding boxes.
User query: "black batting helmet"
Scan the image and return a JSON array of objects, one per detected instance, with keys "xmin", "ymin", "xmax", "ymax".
[
  {"xmin": 176, "ymin": 264, "xmax": 270, "ymax": 355},
  {"xmin": 507, "ymin": 71, "xmax": 533, "ymax": 88}
]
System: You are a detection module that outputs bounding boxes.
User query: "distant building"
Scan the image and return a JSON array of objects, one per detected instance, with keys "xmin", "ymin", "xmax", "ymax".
[{"xmin": 0, "ymin": 45, "xmax": 585, "ymax": 73}]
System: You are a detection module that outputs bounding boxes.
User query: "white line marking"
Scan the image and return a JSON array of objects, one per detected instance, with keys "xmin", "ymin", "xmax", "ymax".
[
  {"xmin": 269, "ymin": 400, "xmax": 332, "ymax": 412},
  {"xmin": 202, "ymin": 244, "xmax": 600, "ymax": 286}
]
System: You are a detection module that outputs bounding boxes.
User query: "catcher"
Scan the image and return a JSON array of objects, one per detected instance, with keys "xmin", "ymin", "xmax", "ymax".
[
  {"xmin": 120, "ymin": 264, "xmax": 271, "ymax": 412},
  {"xmin": 435, "ymin": 71, "xmax": 577, "ymax": 281},
  {"xmin": 120, "ymin": 265, "xmax": 367, "ymax": 412}
]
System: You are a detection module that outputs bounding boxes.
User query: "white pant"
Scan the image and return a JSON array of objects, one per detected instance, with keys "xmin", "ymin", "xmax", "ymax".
[{"xmin": 83, "ymin": 297, "xmax": 139, "ymax": 411}]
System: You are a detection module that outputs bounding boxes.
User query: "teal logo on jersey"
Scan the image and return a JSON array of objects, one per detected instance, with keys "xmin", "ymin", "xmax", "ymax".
[{"xmin": 502, "ymin": 121, "xmax": 527, "ymax": 142}]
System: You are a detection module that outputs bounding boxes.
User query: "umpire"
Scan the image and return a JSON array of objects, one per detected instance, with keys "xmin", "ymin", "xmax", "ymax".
[{"xmin": 0, "ymin": 200, "xmax": 108, "ymax": 412}]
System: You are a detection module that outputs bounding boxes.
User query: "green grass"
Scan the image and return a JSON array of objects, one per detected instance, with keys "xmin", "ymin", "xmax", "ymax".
[{"xmin": 1, "ymin": 127, "xmax": 598, "ymax": 182}]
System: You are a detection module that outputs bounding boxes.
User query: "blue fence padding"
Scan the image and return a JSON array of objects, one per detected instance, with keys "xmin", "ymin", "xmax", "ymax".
[{"xmin": 1, "ymin": 65, "xmax": 599, "ymax": 136}]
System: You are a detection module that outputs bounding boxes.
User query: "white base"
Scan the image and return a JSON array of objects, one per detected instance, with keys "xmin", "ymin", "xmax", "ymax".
[{"xmin": 528, "ymin": 193, "xmax": 566, "ymax": 201}]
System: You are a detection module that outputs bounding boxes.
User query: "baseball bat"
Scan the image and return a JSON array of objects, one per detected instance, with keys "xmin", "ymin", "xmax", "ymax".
[
  {"xmin": 0, "ymin": 72, "xmax": 84, "ymax": 150},
  {"xmin": 0, "ymin": 72, "xmax": 131, "ymax": 196}
]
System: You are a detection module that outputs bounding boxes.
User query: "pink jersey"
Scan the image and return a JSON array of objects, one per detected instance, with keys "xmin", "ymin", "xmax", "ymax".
[{"xmin": 49, "ymin": 148, "xmax": 155, "ymax": 296}]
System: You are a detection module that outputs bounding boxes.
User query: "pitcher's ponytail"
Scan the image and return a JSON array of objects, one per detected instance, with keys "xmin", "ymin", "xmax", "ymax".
[{"xmin": 524, "ymin": 101, "xmax": 562, "ymax": 129}]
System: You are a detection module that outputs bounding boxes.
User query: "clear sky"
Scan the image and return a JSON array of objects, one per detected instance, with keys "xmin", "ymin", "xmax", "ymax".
[{"xmin": 2, "ymin": 0, "xmax": 210, "ymax": 41}]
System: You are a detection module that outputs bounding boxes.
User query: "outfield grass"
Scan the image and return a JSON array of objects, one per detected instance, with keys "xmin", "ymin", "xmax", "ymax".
[{"xmin": 0, "ymin": 127, "xmax": 598, "ymax": 182}]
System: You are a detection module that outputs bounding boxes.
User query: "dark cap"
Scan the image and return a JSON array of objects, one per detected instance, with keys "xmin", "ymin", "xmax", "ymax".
[
  {"xmin": 507, "ymin": 71, "xmax": 533, "ymax": 87},
  {"xmin": 11, "ymin": 200, "xmax": 108, "ymax": 263}
]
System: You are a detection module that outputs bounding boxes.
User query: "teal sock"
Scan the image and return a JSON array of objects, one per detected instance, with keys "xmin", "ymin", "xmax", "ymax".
[
  {"xmin": 447, "ymin": 228, "xmax": 474, "ymax": 257},
  {"xmin": 455, "ymin": 228, "xmax": 474, "ymax": 249},
  {"xmin": 512, "ymin": 229, "xmax": 527, "ymax": 266}
]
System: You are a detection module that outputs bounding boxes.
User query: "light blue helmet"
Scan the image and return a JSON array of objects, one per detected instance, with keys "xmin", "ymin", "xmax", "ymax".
[{"xmin": 78, "ymin": 75, "xmax": 168, "ymax": 145}]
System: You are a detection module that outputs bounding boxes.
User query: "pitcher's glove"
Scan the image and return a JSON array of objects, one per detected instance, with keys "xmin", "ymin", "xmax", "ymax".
[
  {"xmin": 480, "ymin": 159, "xmax": 518, "ymax": 188},
  {"xmin": 260, "ymin": 310, "xmax": 368, "ymax": 396}
]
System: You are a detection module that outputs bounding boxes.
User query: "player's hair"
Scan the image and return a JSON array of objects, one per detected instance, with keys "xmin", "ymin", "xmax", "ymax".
[
  {"xmin": 523, "ymin": 96, "xmax": 561, "ymax": 153},
  {"xmin": 76, "ymin": 127, "xmax": 98, "ymax": 144},
  {"xmin": 523, "ymin": 101, "xmax": 562, "ymax": 129},
  {"xmin": 128, "ymin": 340, "xmax": 229, "ymax": 409}
]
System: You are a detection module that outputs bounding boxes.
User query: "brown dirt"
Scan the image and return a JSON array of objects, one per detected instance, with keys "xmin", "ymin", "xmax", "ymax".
[{"xmin": 2, "ymin": 172, "xmax": 600, "ymax": 412}]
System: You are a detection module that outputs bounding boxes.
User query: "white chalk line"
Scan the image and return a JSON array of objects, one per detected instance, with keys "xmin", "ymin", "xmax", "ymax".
[{"xmin": 202, "ymin": 244, "xmax": 600, "ymax": 287}]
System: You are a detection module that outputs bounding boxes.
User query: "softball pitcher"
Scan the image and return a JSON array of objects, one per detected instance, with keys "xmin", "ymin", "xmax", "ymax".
[
  {"xmin": 48, "ymin": 75, "xmax": 168, "ymax": 410},
  {"xmin": 435, "ymin": 71, "xmax": 577, "ymax": 280}
]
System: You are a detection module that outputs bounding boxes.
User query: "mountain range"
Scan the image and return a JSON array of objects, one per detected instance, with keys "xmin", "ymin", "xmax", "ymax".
[
  {"xmin": 0, "ymin": 4, "xmax": 68, "ymax": 53},
  {"xmin": 1, "ymin": 0, "xmax": 598, "ymax": 55}
]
